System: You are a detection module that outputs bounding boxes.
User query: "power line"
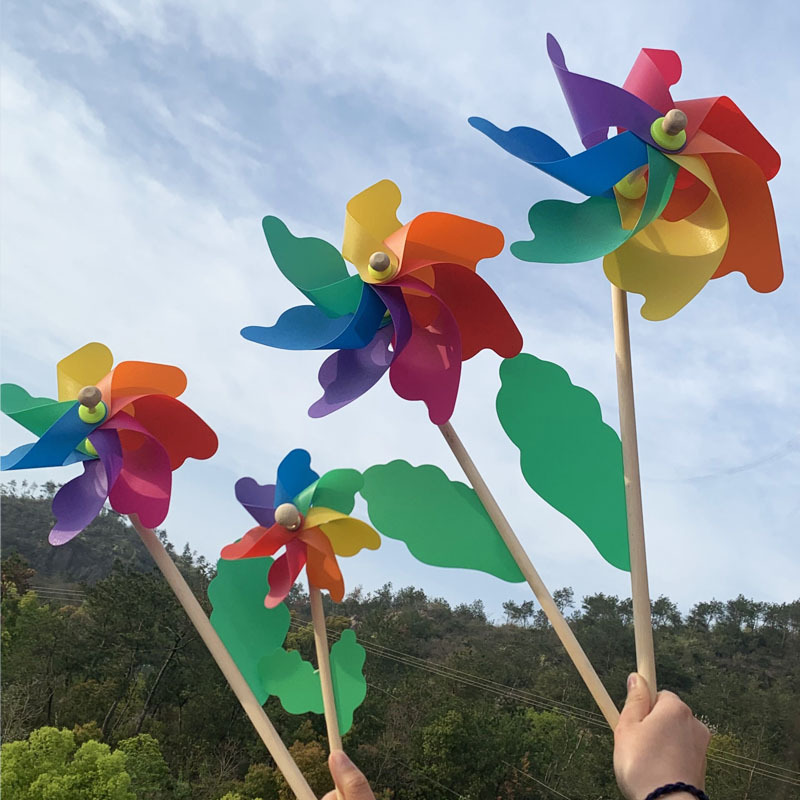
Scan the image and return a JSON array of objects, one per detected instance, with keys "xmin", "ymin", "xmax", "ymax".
[{"xmin": 290, "ymin": 617, "xmax": 800, "ymax": 787}]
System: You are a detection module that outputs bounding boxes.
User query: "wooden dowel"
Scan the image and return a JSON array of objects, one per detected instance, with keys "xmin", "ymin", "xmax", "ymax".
[
  {"xmin": 309, "ymin": 584, "xmax": 343, "ymax": 752},
  {"xmin": 610, "ymin": 285, "xmax": 657, "ymax": 704},
  {"xmin": 129, "ymin": 516, "xmax": 317, "ymax": 800},
  {"xmin": 438, "ymin": 422, "xmax": 620, "ymax": 729}
]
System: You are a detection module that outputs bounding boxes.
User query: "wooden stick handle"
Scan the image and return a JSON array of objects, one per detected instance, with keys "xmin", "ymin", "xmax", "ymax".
[
  {"xmin": 438, "ymin": 422, "xmax": 620, "ymax": 729},
  {"xmin": 610, "ymin": 285, "xmax": 657, "ymax": 703},
  {"xmin": 129, "ymin": 517, "xmax": 317, "ymax": 800},
  {"xmin": 309, "ymin": 584, "xmax": 343, "ymax": 752}
]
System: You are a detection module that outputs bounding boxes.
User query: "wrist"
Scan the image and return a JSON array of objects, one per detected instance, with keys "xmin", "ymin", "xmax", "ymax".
[{"xmin": 643, "ymin": 788, "xmax": 707, "ymax": 800}]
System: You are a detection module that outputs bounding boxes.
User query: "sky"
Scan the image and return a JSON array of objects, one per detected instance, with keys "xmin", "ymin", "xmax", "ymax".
[{"xmin": 1, "ymin": 0, "xmax": 798, "ymax": 622}]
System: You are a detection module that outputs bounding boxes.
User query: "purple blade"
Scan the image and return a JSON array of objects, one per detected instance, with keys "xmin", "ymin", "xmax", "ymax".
[
  {"xmin": 546, "ymin": 33, "xmax": 663, "ymax": 150},
  {"xmin": 309, "ymin": 325, "xmax": 395, "ymax": 418},
  {"xmin": 234, "ymin": 477, "xmax": 277, "ymax": 526},
  {"xmin": 373, "ymin": 285, "xmax": 412, "ymax": 354},
  {"xmin": 49, "ymin": 429, "xmax": 123, "ymax": 545},
  {"xmin": 50, "ymin": 460, "xmax": 111, "ymax": 545}
]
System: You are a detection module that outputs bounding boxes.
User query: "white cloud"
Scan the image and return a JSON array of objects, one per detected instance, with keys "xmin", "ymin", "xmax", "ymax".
[{"xmin": 1, "ymin": 2, "xmax": 798, "ymax": 622}]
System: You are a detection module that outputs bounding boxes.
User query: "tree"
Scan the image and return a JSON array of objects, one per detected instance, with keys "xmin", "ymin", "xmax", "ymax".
[
  {"xmin": 117, "ymin": 734, "xmax": 172, "ymax": 799},
  {"xmin": 1, "ymin": 726, "xmax": 135, "ymax": 800}
]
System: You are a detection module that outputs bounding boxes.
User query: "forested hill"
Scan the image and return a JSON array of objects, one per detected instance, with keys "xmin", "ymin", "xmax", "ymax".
[
  {"xmin": 2, "ymin": 482, "xmax": 154, "ymax": 586},
  {"xmin": 2, "ymin": 484, "xmax": 799, "ymax": 799}
]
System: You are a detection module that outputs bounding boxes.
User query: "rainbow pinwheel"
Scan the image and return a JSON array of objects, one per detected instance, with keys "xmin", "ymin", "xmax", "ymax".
[
  {"xmin": 1, "ymin": 342, "xmax": 218, "ymax": 543},
  {"xmin": 220, "ymin": 449, "xmax": 380, "ymax": 608},
  {"xmin": 469, "ymin": 34, "xmax": 782, "ymax": 320},
  {"xmin": 242, "ymin": 180, "xmax": 523, "ymax": 423}
]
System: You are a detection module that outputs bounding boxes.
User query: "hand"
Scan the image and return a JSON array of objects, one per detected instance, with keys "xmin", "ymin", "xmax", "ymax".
[
  {"xmin": 322, "ymin": 750, "xmax": 376, "ymax": 800},
  {"xmin": 614, "ymin": 673, "xmax": 711, "ymax": 800}
]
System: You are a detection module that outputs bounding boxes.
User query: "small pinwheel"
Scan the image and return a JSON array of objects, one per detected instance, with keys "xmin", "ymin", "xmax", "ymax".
[
  {"xmin": 241, "ymin": 180, "xmax": 522, "ymax": 423},
  {"xmin": 1, "ymin": 342, "xmax": 218, "ymax": 543},
  {"xmin": 220, "ymin": 449, "xmax": 380, "ymax": 607},
  {"xmin": 470, "ymin": 34, "xmax": 782, "ymax": 320}
]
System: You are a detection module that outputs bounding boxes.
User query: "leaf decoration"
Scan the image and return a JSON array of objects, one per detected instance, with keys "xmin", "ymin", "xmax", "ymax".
[
  {"xmin": 258, "ymin": 648, "xmax": 323, "ymax": 714},
  {"xmin": 330, "ymin": 629, "xmax": 368, "ymax": 734},
  {"xmin": 208, "ymin": 557, "xmax": 291, "ymax": 704},
  {"xmin": 360, "ymin": 461, "xmax": 524, "ymax": 583},
  {"xmin": 209, "ymin": 556, "xmax": 367, "ymax": 733},
  {"xmin": 496, "ymin": 354, "xmax": 630, "ymax": 571}
]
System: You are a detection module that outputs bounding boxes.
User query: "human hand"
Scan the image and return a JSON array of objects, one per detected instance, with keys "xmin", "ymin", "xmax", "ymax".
[
  {"xmin": 614, "ymin": 673, "xmax": 711, "ymax": 800},
  {"xmin": 322, "ymin": 750, "xmax": 375, "ymax": 800}
]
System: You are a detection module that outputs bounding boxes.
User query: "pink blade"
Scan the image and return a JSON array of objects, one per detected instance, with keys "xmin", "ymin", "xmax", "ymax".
[{"xmin": 264, "ymin": 540, "xmax": 307, "ymax": 608}]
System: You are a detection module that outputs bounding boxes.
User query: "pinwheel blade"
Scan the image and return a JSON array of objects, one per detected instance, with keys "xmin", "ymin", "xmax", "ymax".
[
  {"xmin": 546, "ymin": 33, "xmax": 662, "ymax": 149},
  {"xmin": 319, "ymin": 517, "xmax": 381, "ymax": 558},
  {"xmin": 125, "ymin": 395, "xmax": 218, "ymax": 469},
  {"xmin": 262, "ymin": 215, "xmax": 363, "ymax": 316},
  {"xmin": 384, "ymin": 212, "xmax": 504, "ymax": 277},
  {"xmin": 342, "ymin": 179, "xmax": 403, "ymax": 276},
  {"xmin": 308, "ymin": 326, "xmax": 394, "ymax": 419},
  {"xmin": 276, "ymin": 449, "xmax": 319, "ymax": 507},
  {"xmin": 56, "ymin": 342, "xmax": 113, "ymax": 402},
  {"xmin": 1, "ymin": 384, "xmax": 75, "ymax": 437},
  {"xmin": 234, "ymin": 477, "xmax": 277, "ymax": 527},
  {"xmin": 1, "ymin": 404, "xmax": 100, "ymax": 471},
  {"xmin": 604, "ymin": 153, "xmax": 728, "ymax": 319},
  {"xmin": 468, "ymin": 119, "xmax": 648, "ymax": 197},
  {"xmin": 241, "ymin": 283, "xmax": 386, "ymax": 352}
]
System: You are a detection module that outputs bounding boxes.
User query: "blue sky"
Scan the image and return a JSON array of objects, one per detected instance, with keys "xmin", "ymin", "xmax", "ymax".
[{"xmin": 2, "ymin": 0, "xmax": 797, "ymax": 620}]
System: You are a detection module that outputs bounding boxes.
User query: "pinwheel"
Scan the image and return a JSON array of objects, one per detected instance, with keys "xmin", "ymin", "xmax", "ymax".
[
  {"xmin": 241, "ymin": 185, "xmax": 621, "ymax": 728},
  {"xmin": 221, "ymin": 449, "xmax": 380, "ymax": 751},
  {"xmin": 469, "ymin": 34, "xmax": 783, "ymax": 700},
  {"xmin": 242, "ymin": 178, "xmax": 522, "ymax": 424},
  {"xmin": 1, "ymin": 342, "xmax": 218, "ymax": 542},
  {"xmin": 469, "ymin": 33, "xmax": 782, "ymax": 321},
  {"xmin": 1, "ymin": 343, "xmax": 316, "ymax": 799}
]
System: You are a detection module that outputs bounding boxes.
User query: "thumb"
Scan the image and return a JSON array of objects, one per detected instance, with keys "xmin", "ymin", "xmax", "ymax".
[
  {"xmin": 325, "ymin": 750, "xmax": 375, "ymax": 800},
  {"xmin": 619, "ymin": 672, "xmax": 652, "ymax": 725}
]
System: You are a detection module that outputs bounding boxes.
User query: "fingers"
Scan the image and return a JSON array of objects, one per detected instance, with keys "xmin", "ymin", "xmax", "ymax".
[
  {"xmin": 617, "ymin": 673, "xmax": 653, "ymax": 727},
  {"xmin": 327, "ymin": 750, "xmax": 375, "ymax": 800}
]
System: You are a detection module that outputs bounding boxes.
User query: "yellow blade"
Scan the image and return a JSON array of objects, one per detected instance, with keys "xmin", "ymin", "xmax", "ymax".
[
  {"xmin": 342, "ymin": 179, "xmax": 403, "ymax": 277},
  {"xmin": 56, "ymin": 342, "xmax": 114, "ymax": 401},
  {"xmin": 304, "ymin": 506, "xmax": 349, "ymax": 528},
  {"xmin": 604, "ymin": 155, "xmax": 729, "ymax": 321},
  {"xmin": 320, "ymin": 517, "xmax": 381, "ymax": 557}
]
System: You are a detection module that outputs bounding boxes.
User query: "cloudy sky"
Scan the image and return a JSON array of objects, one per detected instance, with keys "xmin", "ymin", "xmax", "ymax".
[{"xmin": 2, "ymin": 0, "xmax": 797, "ymax": 621}]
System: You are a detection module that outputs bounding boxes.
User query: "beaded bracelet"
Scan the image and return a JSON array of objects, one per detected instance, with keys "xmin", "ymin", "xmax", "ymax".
[{"xmin": 645, "ymin": 783, "xmax": 709, "ymax": 800}]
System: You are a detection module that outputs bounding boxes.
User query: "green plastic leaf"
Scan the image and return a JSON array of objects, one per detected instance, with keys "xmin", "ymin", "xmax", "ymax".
[
  {"xmin": 294, "ymin": 468, "xmax": 363, "ymax": 515},
  {"xmin": 330, "ymin": 629, "xmax": 367, "ymax": 734},
  {"xmin": 209, "ymin": 557, "xmax": 367, "ymax": 733},
  {"xmin": 209, "ymin": 557, "xmax": 291, "ymax": 704},
  {"xmin": 258, "ymin": 648, "xmax": 323, "ymax": 714},
  {"xmin": 262, "ymin": 216, "xmax": 363, "ymax": 316},
  {"xmin": 511, "ymin": 146, "xmax": 678, "ymax": 263},
  {"xmin": 361, "ymin": 461, "xmax": 524, "ymax": 583},
  {"xmin": 496, "ymin": 354, "xmax": 630, "ymax": 571},
  {"xmin": 1, "ymin": 383, "xmax": 74, "ymax": 437}
]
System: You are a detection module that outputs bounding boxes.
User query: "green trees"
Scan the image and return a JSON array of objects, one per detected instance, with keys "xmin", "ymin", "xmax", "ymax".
[
  {"xmin": 1, "ymin": 727, "xmax": 134, "ymax": 800},
  {"xmin": 1, "ymin": 485, "xmax": 798, "ymax": 799}
]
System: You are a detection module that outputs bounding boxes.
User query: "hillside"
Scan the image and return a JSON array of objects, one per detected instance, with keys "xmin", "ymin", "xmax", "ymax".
[
  {"xmin": 1, "ymin": 482, "xmax": 159, "ymax": 587},
  {"xmin": 2, "ymin": 485, "xmax": 799, "ymax": 799}
]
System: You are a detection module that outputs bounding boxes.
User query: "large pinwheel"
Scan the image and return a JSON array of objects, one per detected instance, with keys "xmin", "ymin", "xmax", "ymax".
[
  {"xmin": 1, "ymin": 342, "xmax": 218, "ymax": 543},
  {"xmin": 242, "ymin": 180, "xmax": 522, "ymax": 423},
  {"xmin": 469, "ymin": 34, "xmax": 782, "ymax": 320},
  {"xmin": 220, "ymin": 449, "xmax": 380, "ymax": 608}
]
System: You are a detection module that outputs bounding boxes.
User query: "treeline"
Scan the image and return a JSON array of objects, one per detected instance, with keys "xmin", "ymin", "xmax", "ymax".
[{"xmin": 2, "ymin": 483, "xmax": 799, "ymax": 799}]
